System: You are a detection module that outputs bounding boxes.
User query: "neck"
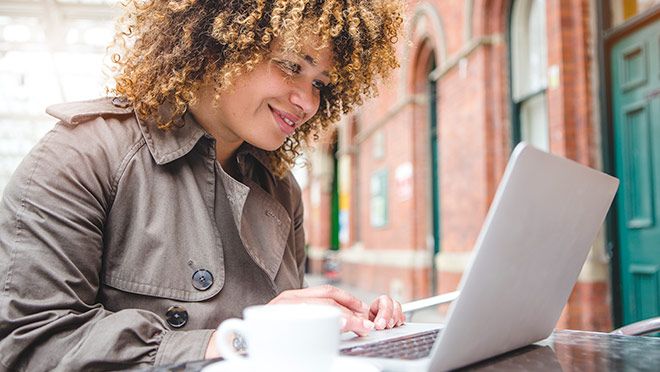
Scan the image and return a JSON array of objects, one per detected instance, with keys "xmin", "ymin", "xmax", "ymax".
[
  {"xmin": 214, "ymin": 140, "xmax": 242, "ymax": 170},
  {"xmin": 187, "ymin": 92, "xmax": 243, "ymax": 171}
]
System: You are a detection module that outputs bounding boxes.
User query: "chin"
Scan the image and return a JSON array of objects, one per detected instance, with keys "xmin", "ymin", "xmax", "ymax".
[{"xmin": 248, "ymin": 138, "xmax": 285, "ymax": 152}]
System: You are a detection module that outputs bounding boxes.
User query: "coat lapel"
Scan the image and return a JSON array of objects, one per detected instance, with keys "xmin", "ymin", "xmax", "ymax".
[{"xmin": 239, "ymin": 177, "xmax": 291, "ymax": 282}]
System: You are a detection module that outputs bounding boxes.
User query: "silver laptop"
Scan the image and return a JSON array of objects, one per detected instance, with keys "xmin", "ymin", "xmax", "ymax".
[{"xmin": 338, "ymin": 142, "xmax": 619, "ymax": 371}]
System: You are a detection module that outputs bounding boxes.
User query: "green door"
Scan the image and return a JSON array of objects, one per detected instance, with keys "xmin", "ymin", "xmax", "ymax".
[
  {"xmin": 331, "ymin": 145, "xmax": 339, "ymax": 250},
  {"xmin": 611, "ymin": 20, "xmax": 660, "ymax": 326}
]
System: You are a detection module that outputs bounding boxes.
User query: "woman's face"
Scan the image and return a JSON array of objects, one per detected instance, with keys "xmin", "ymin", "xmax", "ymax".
[{"xmin": 190, "ymin": 40, "xmax": 333, "ymax": 157}]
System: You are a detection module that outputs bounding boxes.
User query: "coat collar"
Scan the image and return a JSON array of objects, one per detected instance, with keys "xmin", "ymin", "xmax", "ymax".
[
  {"xmin": 236, "ymin": 142, "xmax": 278, "ymax": 176},
  {"xmin": 137, "ymin": 108, "xmax": 208, "ymax": 165}
]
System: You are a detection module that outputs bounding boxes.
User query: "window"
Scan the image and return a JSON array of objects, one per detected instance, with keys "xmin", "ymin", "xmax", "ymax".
[{"xmin": 510, "ymin": 0, "xmax": 549, "ymax": 151}]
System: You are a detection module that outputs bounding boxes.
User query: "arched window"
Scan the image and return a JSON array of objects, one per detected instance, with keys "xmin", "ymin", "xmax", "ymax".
[{"xmin": 510, "ymin": 0, "xmax": 549, "ymax": 151}]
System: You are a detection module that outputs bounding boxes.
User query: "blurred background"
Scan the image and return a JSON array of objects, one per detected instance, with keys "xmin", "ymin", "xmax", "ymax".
[
  {"xmin": 1, "ymin": 0, "xmax": 659, "ymax": 333},
  {"xmin": 0, "ymin": 0, "xmax": 116, "ymax": 194}
]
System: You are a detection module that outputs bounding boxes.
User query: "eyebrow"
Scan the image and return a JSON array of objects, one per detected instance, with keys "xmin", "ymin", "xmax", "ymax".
[{"xmin": 302, "ymin": 54, "xmax": 330, "ymax": 78}]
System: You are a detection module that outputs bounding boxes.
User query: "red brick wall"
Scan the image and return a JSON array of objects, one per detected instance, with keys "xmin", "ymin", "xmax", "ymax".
[{"xmin": 546, "ymin": 0, "xmax": 597, "ymax": 165}]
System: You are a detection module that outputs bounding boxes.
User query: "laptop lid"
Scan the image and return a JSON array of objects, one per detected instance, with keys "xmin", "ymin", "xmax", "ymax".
[{"xmin": 428, "ymin": 142, "xmax": 619, "ymax": 371}]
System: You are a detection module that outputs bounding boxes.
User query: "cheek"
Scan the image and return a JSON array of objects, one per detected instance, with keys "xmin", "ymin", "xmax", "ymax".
[{"xmin": 309, "ymin": 94, "xmax": 322, "ymax": 115}]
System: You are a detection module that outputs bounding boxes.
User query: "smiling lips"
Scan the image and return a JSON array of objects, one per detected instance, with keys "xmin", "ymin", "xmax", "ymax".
[{"xmin": 270, "ymin": 106, "xmax": 301, "ymax": 135}]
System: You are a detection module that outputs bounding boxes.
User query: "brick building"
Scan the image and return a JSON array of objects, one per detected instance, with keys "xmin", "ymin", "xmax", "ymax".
[{"xmin": 303, "ymin": 0, "xmax": 660, "ymax": 332}]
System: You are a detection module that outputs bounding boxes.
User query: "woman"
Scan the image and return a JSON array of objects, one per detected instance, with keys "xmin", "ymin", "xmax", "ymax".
[{"xmin": 0, "ymin": 0, "xmax": 406, "ymax": 370}]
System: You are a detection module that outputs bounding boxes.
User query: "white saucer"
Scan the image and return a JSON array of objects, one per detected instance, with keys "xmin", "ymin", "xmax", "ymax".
[{"xmin": 201, "ymin": 356, "xmax": 380, "ymax": 372}]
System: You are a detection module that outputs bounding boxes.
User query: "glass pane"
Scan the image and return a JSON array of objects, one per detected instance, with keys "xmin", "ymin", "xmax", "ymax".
[
  {"xmin": 527, "ymin": 0, "xmax": 547, "ymax": 94},
  {"xmin": 520, "ymin": 93, "xmax": 550, "ymax": 151},
  {"xmin": 511, "ymin": 0, "xmax": 548, "ymax": 100},
  {"xmin": 610, "ymin": 0, "xmax": 660, "ymax": 28}
]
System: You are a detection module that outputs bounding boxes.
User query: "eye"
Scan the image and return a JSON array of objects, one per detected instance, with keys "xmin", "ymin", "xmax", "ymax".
[{"xmin": 312, "ymin": 80, "xmax": 327, "ymax": 91}]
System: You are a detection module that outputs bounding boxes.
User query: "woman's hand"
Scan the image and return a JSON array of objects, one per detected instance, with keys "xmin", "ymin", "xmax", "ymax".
[
  {"xmin": 267, "ymin": 285, "xmax": 405, "ymax": 336},
  {"xmin": 268, "ymin": 285, "xmax": 374, "ymax": 336},
  {"xmin": 369, "ymin": 295, "xmax": 406, "ymax": 330}
]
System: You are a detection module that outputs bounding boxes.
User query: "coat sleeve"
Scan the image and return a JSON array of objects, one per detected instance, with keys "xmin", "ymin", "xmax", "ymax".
[{"xmin": 0, "ymin": 121, "xmax": 212, "ymax": 372}]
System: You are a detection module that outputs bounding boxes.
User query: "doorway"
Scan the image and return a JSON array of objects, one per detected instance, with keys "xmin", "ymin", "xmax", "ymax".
[{"xmin": 610, "ymin": 19, "xmax": 660, "ymax": 325}]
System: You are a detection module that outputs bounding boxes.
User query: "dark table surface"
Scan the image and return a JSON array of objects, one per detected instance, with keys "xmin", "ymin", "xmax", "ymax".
[{"xmin": 133, "ymin": 328, "xmax": 660, "ymax": 371}]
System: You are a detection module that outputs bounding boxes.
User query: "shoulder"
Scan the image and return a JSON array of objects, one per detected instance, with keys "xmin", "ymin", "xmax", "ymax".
[
  {"xmin": 44, "ymin": 97, "xmax": 144, "ymax": 155},
  {"xmin": 44, "ymin": 97, "xmax": 143, "ymax": 149},
  {"xmin": 45, "ymin": 97, "xmax": 134, "ymax": 126},
  {"xmin": 4, "ymin": 99, "xmax": 145, "ymax": 211},
  {"xmin": 36, "ymin": 98, "xmax": 148, "ymax": 184}
]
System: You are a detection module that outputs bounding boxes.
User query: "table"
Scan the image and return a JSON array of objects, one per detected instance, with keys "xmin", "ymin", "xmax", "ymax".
[
  {"xmin": 133, "ymin": 329, "xmax": 660, "ymax": 371},
  {"xmin": 462, "ymin": 329, "xmax": 660, "ymax": 371}
]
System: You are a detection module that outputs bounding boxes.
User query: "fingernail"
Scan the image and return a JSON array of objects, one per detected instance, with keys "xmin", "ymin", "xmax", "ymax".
[
  {"xmin": 339, "ymin": 317, "xmax": 347, "ymax": 329},
  {"xmin": 363, "ymin": 319, "xmax": 374, "ymax": 330},
  {"xmin": 377, "ymin": 318, "xmax": 387, "ymax": 330},
  {"xmin": 362, "ymin": 303, "xmax": 370, "ymax": 313},
  {"xmin": 388, "ymin": 318, "xmax": 395, "ymax": 328}
]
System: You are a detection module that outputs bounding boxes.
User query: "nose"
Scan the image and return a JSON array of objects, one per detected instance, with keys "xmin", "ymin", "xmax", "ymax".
[{"xmin": 289, "ymin": 82, "xmax": 320, "ymax": 120}]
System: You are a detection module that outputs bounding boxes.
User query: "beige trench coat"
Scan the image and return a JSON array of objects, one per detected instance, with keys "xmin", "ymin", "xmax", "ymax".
[{"xmin": 0, "ymin": 98, "xmax": 306, "ymax": 371}]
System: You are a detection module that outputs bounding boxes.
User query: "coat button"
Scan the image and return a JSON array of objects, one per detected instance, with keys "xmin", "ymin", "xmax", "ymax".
[
  {"xmin": 192, "ymin": 269, "xmax": 214, "ymax": 291},
  {"xmin": 166, "ymin": 306, "xmax": 188, "ymax": 328},
  {"xmin": 111, "ymin": 97, "xmax": 131, "ymax": 108}
]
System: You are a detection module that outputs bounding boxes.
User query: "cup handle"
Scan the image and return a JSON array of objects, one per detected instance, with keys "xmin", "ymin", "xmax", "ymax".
[{"xmin": 216, "ymin": 318, "xmax": 247, "ymax": 361}]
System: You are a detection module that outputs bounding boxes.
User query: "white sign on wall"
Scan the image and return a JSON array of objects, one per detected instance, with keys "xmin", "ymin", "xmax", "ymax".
[
  {"xmin": 370, "ymin": 169, "xmax": 388, "ymax": 228},
  {"xmin": 395, "ymin": 162, "xmax": 413, "ymax": 201}
]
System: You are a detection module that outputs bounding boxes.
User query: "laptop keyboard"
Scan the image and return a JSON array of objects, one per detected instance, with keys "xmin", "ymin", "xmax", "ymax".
[{"xmin": 339, "ymin": 329, "xmax": 440, "ymax": 360}]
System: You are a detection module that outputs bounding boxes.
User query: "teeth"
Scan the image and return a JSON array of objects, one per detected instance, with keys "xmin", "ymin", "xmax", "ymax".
[{"xmin": 280, "ymin": 114, "xmax": 295, "ymax": 127}]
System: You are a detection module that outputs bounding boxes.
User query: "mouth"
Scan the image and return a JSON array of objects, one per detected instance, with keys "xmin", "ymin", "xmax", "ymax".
[
  {"xmin": 270, "ymin": 106, "xmax": 300, "ymax": 135},
  {"xmin": 278, "ymin": 113, "xmax": 296, "ymax": 127}
]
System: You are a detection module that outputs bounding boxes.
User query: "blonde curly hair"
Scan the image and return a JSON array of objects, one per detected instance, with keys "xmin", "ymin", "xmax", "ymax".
[{"xmin": 108, "ymin": 0, "xmax": 404, "ymax": 177}]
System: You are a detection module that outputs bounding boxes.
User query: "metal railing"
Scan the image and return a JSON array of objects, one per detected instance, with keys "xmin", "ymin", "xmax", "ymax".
[{"xmin": 401, "ymin": 291, "xmax": 460, "ymax": 319}]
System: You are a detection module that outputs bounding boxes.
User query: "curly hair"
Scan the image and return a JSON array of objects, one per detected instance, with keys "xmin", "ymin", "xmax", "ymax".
[{"xmin": 107, "ymin": 0, "xmax": 404, "ymax": 177}]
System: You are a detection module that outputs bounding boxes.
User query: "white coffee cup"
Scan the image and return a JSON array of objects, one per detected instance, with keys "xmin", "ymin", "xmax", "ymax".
[{"xmin": 215, "ymin": 304, "xmax": 341, "ymax": 372}]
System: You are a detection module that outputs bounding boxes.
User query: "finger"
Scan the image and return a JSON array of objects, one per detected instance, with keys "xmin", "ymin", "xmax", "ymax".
[
  {"xmin": 294, "ymin": 285, "xmax": 370, "ymax": 316},
  {"xmin": 341, "ymin": 312, "xmax": 374, "ymax": 337},
  {"xmin": 370, "ymin": 295, "xmax": 394, "ymax": 330},
  {"xmin": 393, "ymin": 300, "xmax": 405, "ymax": 327}
]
